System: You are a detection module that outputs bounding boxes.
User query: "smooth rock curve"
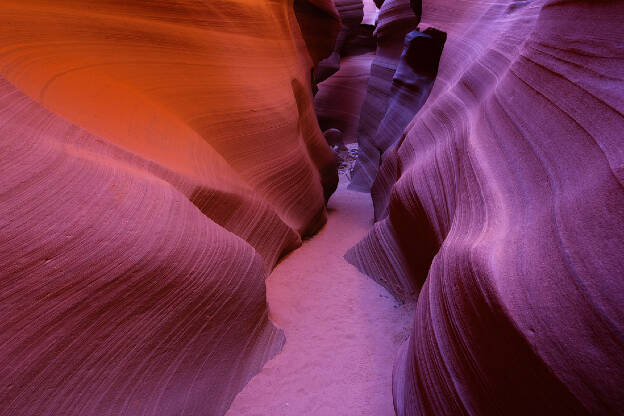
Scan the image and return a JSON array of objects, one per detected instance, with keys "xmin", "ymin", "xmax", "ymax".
[
  {"xmin": 348, "ymin": 0, "xmax": 624, "ymax": 414},
  {"xmin": 0, "ymin": 1, "xmax": 339, "ymax": 414}
]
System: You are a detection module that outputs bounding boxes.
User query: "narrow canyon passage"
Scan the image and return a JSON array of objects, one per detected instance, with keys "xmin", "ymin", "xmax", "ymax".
[
  {"xmin": 1, "ymin": 1, "xmax": 623, "ymax": 415},
  {"xmin": 227, "ymin": 178, "xmax": 413, "ymax": 415}
]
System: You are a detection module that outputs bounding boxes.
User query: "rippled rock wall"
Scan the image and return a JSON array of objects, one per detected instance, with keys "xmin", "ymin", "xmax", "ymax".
[
  {"xmin": 349, "ymin": 0, "xmax": 422, "ymax": 190},
  {"xmin": 313, "ymin": 0, "xmax": 378, "ymax": 146},
  {"xmin": 0, "ymin": 1, "xmax": 338, "ymax": 415},
  {"xmin": 347, "ymin": 0, "xmax": 624, "ymax": 414}
]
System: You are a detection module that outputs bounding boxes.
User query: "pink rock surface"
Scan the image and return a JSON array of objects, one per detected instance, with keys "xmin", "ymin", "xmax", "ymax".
[
  {"xmin": 0, "ymin": 77, "xmax": 284, "ymax": 416},
  {"xmin": 315, "ymin": 53, "xmax": 375, "ymax": 144},
  {"xmin": 313, "ymin": 0, "xmax": 376, "ymax": 148},
  {"xmin": 362, "ymin": 0, "xmax": 380, "ymax": 25},
  {"xmin": 349, "ymin": 23, "xmax": 446, "ymax": 191},
  {"xmin": 314, "ymin": 0, "xmax": 374, "ymax": 85},
  {"xmin": 348, "ymin": 0, "xmax": 624, "ymax": 414},
  {"xmin": 3, "ymin": 0, "xmax": 623, "ymax": 414},
  {"xmin": 349, "ymin": 0, "xmax": 420, "ymax": 191},
  {"xmin": 0, "ymin": 1, "xmax": 338, "ymax": 414}
]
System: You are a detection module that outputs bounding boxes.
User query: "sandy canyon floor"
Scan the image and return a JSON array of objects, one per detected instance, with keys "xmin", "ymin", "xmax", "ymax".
[{"xmin": 227, "ymin": 177, "xmax": 413, "ymax": 415}]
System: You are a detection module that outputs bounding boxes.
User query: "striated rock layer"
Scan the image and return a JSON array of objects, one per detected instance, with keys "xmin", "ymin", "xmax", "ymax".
[
  {"xmin": 347, "ymin": 0, "xmax": 624, "ymax": 414},
  {"xmin": 314, "ymin": 0, "xmax": 378, "ymax": 146},
  {"xmin": 315, "ymin": 52, "xmax": 375, "ymax": 144},
  {"xmin": 294, "ymin": 0, "xmax": 341, "ymax": 64},
  {"xmin": 350, "ymin": 21, "xmax": 446, "ymax": 190},
  {"xmin": 313, "ymin": 0, "xmax": 367, "ymax": 84},
  {"xmin": 348, "ymin": 0, "xmax": 422, "ymax": 191},
  {"xmin": 0, "ymin": 1, "xmax": 338, "ymax": 415}
]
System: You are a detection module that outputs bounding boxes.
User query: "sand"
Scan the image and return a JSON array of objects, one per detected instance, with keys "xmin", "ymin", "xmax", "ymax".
[{"xmin": 226, "ymin": 178, "xmax": 413, "ymax": 415}]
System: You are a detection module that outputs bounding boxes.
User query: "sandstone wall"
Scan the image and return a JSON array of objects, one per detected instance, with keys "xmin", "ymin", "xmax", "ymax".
[
  {"xmin": 347, "ymin": 0, "xmax": 624, "ymax": 413},
  {"xmin": 0, "ymin": 1, "xmax": 338, "ymax": 414}
]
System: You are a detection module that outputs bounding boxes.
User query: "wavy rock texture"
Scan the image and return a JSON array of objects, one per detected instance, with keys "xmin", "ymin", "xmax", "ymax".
[
  {"xmin": 0, "ymin": 1, "xmax": 338, "ymax": 415},
  {"xmin": 294, "ymin": 0, "xmax": 341, "ymax": 64},
  {"xmin": 314, "ymin": 0, "xmax": 365, "ymax": 84},
  {"xmin": 333, "ymin": 0, "xmax": 377, "ymax": 57},
  {"xmin": 349, "ymin": 0, "xmax": 421, "ymax": 191},
  {"xmin": 373, "ymin": 27, "xmax": 445, "ymax": 162},
  {"xmin": 350, "ymin": 24, "xmax": 446, "ymax": 190},
  {"xmin": 347, "ymin": 0, "xmax": 624, "ymax": 414},
  {"xmin": 314, "ymin": 0, "xmax": 378, "ymax": 145},
  {"xmin": 315, "ymin": 52, "xmax": 375, "ymax": 144}
]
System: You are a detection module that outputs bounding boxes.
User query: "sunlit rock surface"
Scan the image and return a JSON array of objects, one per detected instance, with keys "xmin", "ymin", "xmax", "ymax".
[
  {"xmin": 347, "ymin": 0, "xmax": 624, "ymax": 414},
  {"xmin": 0, "ymin": 1, "xmax": 338, "ymax": 415},
  {"xmin": 363, "ymin": 0, "xmax": 380, "ymax": 25}
]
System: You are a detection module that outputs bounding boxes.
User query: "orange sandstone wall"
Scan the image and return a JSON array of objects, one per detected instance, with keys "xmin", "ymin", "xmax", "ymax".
[{"xmin": 0, "ymin": 1, "xmax": 338, "ymax": 415}]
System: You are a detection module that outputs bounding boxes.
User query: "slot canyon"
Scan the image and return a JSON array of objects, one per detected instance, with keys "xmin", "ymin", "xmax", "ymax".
[{"xmin": 0, "ymin": 0, "xmax": 623, "ymax": 415}]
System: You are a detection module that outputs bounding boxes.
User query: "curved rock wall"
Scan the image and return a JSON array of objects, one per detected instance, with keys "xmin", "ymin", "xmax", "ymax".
[
  {"xmin": 294, "ymin": 0, "xmax": 341, "ymax": 64},
  {"xmin": 347, "ymin": 0, "xmax": 624, "ymax": 413},
  {"xmin": 349, "ymin": 0, "xmax": 421, "ymax": 190},
  {"xmin": 0, "ymin": 1, "xmax": 338, "ymax": 415},
  {"xmin": 313, "ymin": 0, "xmax": 366, "ymax": 84},
  {"xmin": 314, "ymin": 0, "xmax": 377, "ymax": 145},
  {"xmin": 315, "ymin": 52, "xmax": 375, "ymax": 145},
  {"xmin": 363, "ymin": 0, "xmax": 380, "ymax": 25}
]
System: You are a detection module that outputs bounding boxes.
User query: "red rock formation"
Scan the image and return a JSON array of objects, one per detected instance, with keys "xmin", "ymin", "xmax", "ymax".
[
  {"xmin": 0, "ymin": 1, "xmax": 338, "ymax": 415},
  {"xmin": 294, "ymin": 0, "xmax": 341, "ymax": 64},
  {"xmin": 347, "ymin": 0, "xmax": 624, "ymax": 414}
]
